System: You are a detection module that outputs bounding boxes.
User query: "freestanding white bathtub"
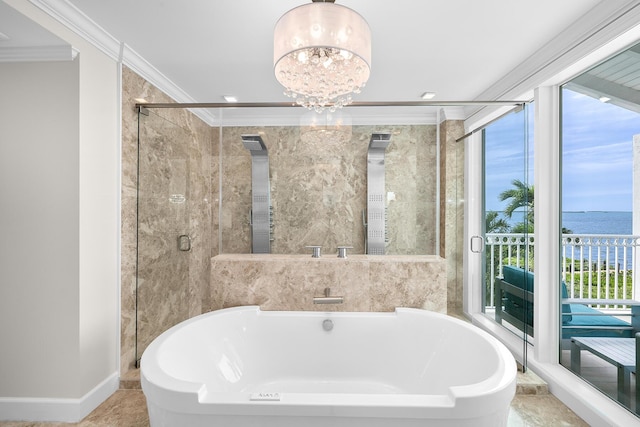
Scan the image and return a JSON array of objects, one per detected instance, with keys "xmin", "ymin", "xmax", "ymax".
[{"xmin": 141, "ymin": 306, "xmax": 516, "ymax": 427}]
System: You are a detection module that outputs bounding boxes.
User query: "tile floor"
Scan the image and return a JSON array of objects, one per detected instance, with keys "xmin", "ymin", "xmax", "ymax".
[{"xmin": 0, "ymin": 377, "xmax": 589, "ymax": 427}]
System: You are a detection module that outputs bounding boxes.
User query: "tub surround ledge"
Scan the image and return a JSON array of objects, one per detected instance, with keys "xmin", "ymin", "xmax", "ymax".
[{"xmin": 210, "ymin": 254, "xmax": 447, "ymax": 312}]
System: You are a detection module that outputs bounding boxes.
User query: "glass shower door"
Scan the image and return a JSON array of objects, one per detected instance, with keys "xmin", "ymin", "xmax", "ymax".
[
  {"xmin": 136, "ymin": 109, "xmax": 192, "ymax": 364},
  {"xmin": 481, "ymin": 105, "xmax": 533, "ymax": 367}
]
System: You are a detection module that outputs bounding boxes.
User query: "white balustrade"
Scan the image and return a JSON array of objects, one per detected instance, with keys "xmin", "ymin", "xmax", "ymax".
[{"xmin": 485, "ymin": 233, "xmax": 640, "ymax": 309}]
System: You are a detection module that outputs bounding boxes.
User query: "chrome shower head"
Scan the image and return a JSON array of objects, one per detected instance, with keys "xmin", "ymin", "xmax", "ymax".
[
  {"xmin": 241, "ymin": 134, "xmax": 267, "ymax": 151},
  {"xmin": 368, "ymin": 132, "xmax": 391, "ymax": 150}
]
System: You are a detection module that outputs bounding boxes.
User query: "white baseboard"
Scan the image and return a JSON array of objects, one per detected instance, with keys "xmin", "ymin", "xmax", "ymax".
[{"xmin": 0, "ymin": 372, "xmax": 119, "ymax": 422}]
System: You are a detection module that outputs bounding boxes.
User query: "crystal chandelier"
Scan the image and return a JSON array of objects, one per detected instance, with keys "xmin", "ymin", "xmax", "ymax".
[{"xmin": 274, "ymin": 0, "xmax": 371, "ymax": 112}]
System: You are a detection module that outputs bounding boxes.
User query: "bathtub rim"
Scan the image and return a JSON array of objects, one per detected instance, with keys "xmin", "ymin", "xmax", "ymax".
[{"xmin": 140, "ymin": 306, "xmax": 517, "ymax": 420}]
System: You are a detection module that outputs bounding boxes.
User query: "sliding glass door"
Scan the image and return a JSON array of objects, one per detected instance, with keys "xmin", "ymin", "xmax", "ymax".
[{"xmin": 559, "ymin": 41, "xmax": 640, "ymax": 414}]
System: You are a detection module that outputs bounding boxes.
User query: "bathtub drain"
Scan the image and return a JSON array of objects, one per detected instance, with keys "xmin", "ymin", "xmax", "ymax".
[{"xmin": 322, "ymin": 319, "xmax": 334, "ymax": 331}]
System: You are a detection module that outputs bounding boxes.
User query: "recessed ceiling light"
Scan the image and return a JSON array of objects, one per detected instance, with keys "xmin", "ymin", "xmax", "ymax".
[
  {"xmin": 421, "ymin": 92, "xmax": 436, "ymax": 100},
  {"xmin": 223, "ymin": 95, "xmax": 238, "ymax": 103},
  {"xmin": 599, "ymin": 96, "xmax": 611, "ymax": 103}
]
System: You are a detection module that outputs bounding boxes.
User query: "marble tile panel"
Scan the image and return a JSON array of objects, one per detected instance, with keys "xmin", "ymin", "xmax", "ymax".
[
  {"xmin": 121, "ymin": 66, "xmax": 214, "ymax": 375},
  {"xmin": 212, "ymin": 254, "xmax": 446, "ymax": 313},
  {"xmin": 368, "ymin": 257, "xmax": 447, "ymax": 312},
  {"xmin": 509, "ymin": 395, "xmax": 589, "ymax": 426},
  {"xmin": 219, "ymin": 124, "xmax": 438, "ymax": 256}
]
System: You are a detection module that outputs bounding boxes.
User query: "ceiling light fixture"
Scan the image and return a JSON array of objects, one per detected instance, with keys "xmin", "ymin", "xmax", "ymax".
[
  {"xmin": 421, "ymin": 92, "xmax": 436, "ymax": 100},
  {"xmin": 223, "ymin": 95, "xmax": 238, "ymax": 103},
  {"xmin": 273, "ymin": 0, "xmax": 371, "ymax": 113},
  {"xmin": 598, "ymin": 96, "xmax": 611, "ymax": 103}
]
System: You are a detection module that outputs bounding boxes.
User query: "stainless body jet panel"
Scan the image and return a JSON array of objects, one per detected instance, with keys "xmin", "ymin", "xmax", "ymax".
[
  {"xmin": 242, "ymin": 135, "xmax": 272, "ymax": 253},
  {"xmin": 366, "ymin": 133, "xmax": 391, "ymax": 255}
]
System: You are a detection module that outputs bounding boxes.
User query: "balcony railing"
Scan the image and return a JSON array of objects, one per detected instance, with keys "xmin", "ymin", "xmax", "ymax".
[{"xmin": 485, "ymin": 233, "xmax": 640, "ymax": 309}]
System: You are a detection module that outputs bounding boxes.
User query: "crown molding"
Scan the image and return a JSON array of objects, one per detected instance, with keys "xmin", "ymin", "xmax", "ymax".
[
  {"xmin": 214, "ymin": 107, "xmax": 439, "ymax": 127},
  {"xmin": 476, "ymin": 1, "xmax": 640, "ymax": 100},
  {"xmin": 28, "ymin": 0, "xmax": 217, "ymax": 126},
  {"xmin": 467, "ymin": 0, "xmax": 640, "ymax": 127},
  {"xmin": 0, "ymin": 44, "xmax": 77, "ymax": 62},
  {"xmin": 28, "ymin": 0, "xmax": 120, "ymax": 61},
  {"xmin": 439, "ymin": 107, "xmax": 466, "ymax": 123},
  {"xmin": 120, "ymin": 44, "xmax": 217, "ymax": 125}
]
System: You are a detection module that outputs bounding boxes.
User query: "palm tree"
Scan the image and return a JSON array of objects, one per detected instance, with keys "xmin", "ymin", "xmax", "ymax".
[
  {"xmin": 499, "ymin": 179, "xmax": 534, "ymax": 218},
  {"xmin": 497, "ymin": 179, "xmax": 573, "ymax": 234},
  {"xmin": 486, "ymin": 210, "xmax": 509, "ymax": 233},
  {"xmin": 499, "ymin": 179, "xmax": 534, "ymax": 232}
]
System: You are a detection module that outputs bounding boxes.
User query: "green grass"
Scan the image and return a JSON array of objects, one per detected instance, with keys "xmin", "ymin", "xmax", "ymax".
[{"xmin": 564, "ymin": 271, "xmax": 633, "ymax": 300}]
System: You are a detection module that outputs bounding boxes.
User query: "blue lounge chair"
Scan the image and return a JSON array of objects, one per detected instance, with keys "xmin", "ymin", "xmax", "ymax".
[{"xmin": 494, "ymin": 265, "xmax": 637, "ymax": 341}]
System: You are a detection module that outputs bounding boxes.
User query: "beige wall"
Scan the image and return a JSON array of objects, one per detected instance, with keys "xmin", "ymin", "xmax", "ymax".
[
  {"xmin": 0, "ymin": 60, "xmax": 80, "ymax": 397},
  {"xmin": 1, "ymin": 0, "xmax": 120, "ymax": 417}
]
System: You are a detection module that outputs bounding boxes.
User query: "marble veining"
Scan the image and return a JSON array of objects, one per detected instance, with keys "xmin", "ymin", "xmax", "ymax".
[
  {"xmin": 220, "ymin": 125, "xmax": 438, "ymax": 255},
  {"xmin": 210, "ymin": 254, "xmax": 446, "ymax": 312},
  {"xmin": 121, "ymin": 66, "xmax": 216, "ymax": 376}
]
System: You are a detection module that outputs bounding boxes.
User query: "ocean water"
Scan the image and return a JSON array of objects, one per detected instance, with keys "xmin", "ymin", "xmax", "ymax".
[
  {"xmin": 498, "ymin": 211, "xmax": 636, "ymax": 268},
  {"xmin": 562, "ymin": 211, "xmax": 635, "ymax": 269},
  {"xmin": 562, "ymin": 211, "xmax": 632, "ymax": 235}
]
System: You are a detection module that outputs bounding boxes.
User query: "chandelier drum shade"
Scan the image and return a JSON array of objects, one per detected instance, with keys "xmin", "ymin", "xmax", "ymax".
[{"xmin": 274, "ymin": 1, "xmax": 371, "ymax": 112}]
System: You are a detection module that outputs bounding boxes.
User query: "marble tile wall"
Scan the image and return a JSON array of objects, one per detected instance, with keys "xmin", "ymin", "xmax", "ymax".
[
  {"xmin": 121, "ymin": 66, "xmax": 217, "ymax": 376},
  {"xmin": 220, "ymin": 124, "xmax": 438, "ymax": 256},
  {"xmin": 211, "ymin": 254, "xmax": 447, "ymax": 312}
]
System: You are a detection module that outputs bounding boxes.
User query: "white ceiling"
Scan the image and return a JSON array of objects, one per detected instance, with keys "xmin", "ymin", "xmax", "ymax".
[
  {"xmin": 65, "ymin": 0, "xmax": 601, "ymax": 103},
  {"xmin": 3, "ymin": 0, "xmax": 633, "ymax": 122}
]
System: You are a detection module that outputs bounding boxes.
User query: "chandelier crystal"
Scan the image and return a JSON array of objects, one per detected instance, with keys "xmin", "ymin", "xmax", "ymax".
[{"xmin": 274, "ymin": 1, "xmax": 371, "ymax": 112}]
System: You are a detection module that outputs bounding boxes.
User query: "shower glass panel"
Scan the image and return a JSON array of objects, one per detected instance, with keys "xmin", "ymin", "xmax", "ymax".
[
  {"xmin": 481, "ymin": 105, "xmax": 532, "ymax": 368},
  {"xmin": 218, "ymin": 106, "xmax": 439, "ymax": 255},
  {"xmin": 132, "ymin": 101, "xmax": 461, "ymax": 369},
  {"xmin": 136, "ymin": 109, "xmax": 192, "ymax": 365}
]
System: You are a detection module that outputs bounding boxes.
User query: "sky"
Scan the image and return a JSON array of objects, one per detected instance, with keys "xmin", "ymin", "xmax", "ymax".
[
  {"xmin": 483, "ymin": 105, "xmax": 533, "ymax": 214},
  {"xmin": 561, "ymin": 90, "xmax": 639, "ymax": 211},
  {"xmin": 484, "ymin": 89, "xmax": 640, "ymax": 213}
]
